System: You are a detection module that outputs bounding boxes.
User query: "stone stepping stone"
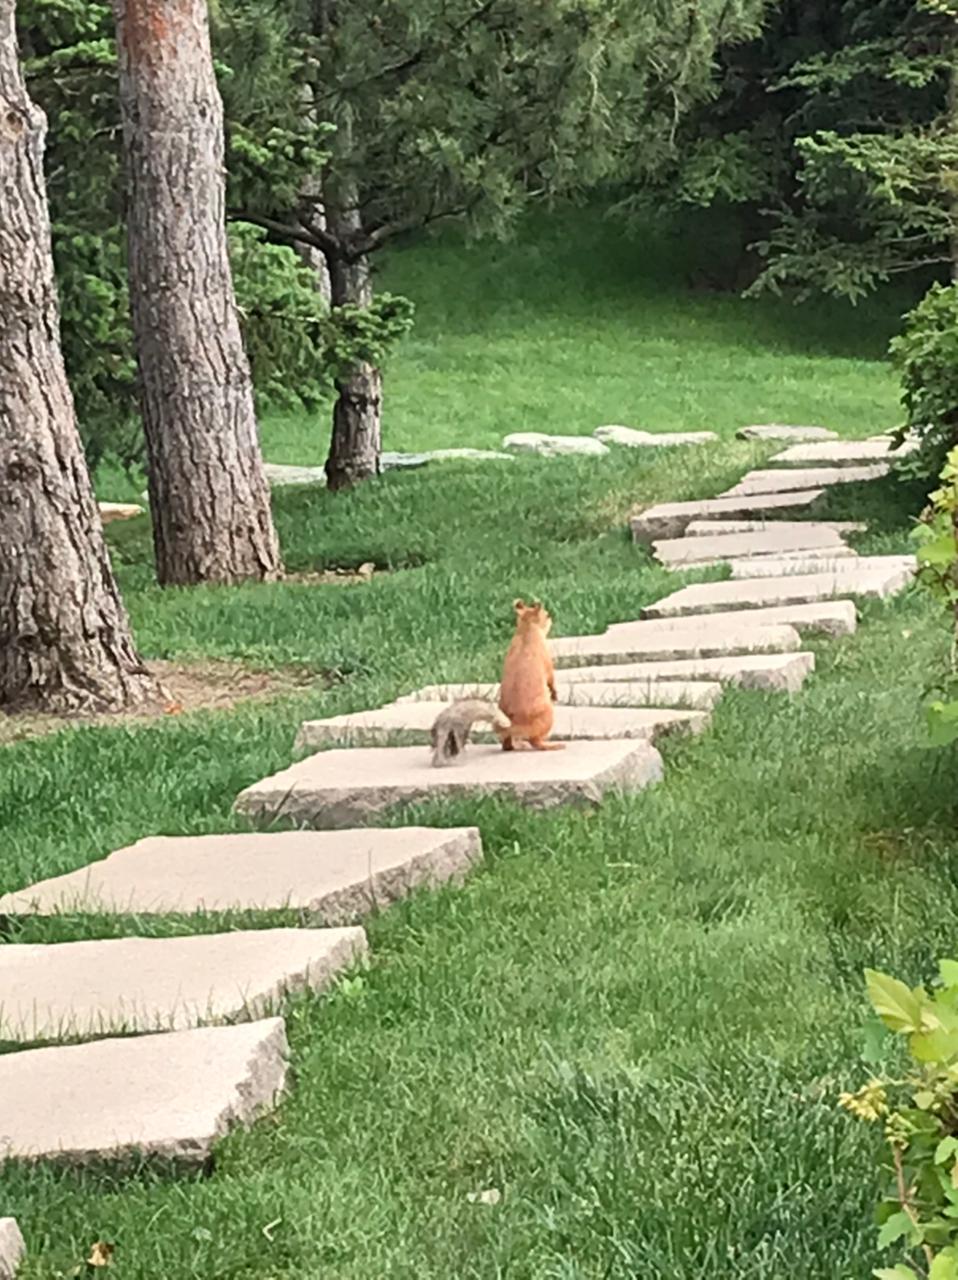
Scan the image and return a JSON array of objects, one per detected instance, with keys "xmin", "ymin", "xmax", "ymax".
[
  {"xmin": 552, "ymin": 622, "xmax": 802, "ymax": 665},
  {"xmin": 640, "ymin": 566, "xmax": 913, "ymax": 621},
  {"xmin": 234, "ymin": 740, "xmax": 665, "ymax": 828},
  {"xmin": 602, "ymin": 601, "xmax": 857, "ymax": 640},
  {"xmin": 719, "ymin": 464, "xmax": 888, "ymax": 497},
  {"xmin": 502, "ymin": 432, "xmax": 609, "ymax": 457},
  {"xmin": 98, "ymin": 501, "xmax": 144, "ymax": 524},
  {"xmin": 736, "ymin": 424, "xmax": 838, "ymax": 442},
  {"xmin": 392, "ymin": 680, "xmax": 723, "ymax": 710},
  {"xmin": 0, "ymin": 1018, "xmax": 288, "ymax": 1167},
  {"xmin": 652, "ymin": 525, "xmax": 846, "ymax": 567},
  {"xmin": 631, "ymin": 490, "xmax": 825, "ymax": 543},
  {"xmin": 684, "ymin": 518, "xmax": 866, "ymax": 536},
  {"xmin": 553, "ymin": 652, "xmax": 815, "ymax": 694},
  {"xmin": 0, "ymin": 928, "xmax": 366, "ymax": 1043},
  {"xmin": 296, "ymin": 703, "xmax": 708, "ymax": 751},
  {"xmin": 0, "ymin": 828, "xmax": 481, "ymax": 923},
  {"xmin": 728, "ymin": 554, "xmax": 914, "ymax": 581},
  {"xmin": 770, "ymin": 439, "xmax": 917, "ymax": 467},
  {"xmin": 594, "ymin": 426, "xmax": 717, "ymax": 447},
  {"xmin": 0, "ymin": 1220, "xmax": 23, "ymax": 1279}
]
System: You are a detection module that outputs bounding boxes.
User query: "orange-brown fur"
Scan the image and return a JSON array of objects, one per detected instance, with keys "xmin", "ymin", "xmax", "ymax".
[{"xmin": 497, "ymin": 599, "xmax": 564, "ymax": 752}]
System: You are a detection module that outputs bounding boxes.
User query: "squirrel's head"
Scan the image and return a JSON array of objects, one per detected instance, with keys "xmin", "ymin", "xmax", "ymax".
[{"xmin": 513, "ymin": 598, "xmax": 552, "ymax": 635}]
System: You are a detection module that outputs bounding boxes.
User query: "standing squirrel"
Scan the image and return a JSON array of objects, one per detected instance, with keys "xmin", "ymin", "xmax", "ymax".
[
  {"xmin": 430, "ymin": 697, "xmax": 511, "ymax": 767},
  {"xmin": 497, "ymin": 598, "xmax": 563, "ymax": 752}
]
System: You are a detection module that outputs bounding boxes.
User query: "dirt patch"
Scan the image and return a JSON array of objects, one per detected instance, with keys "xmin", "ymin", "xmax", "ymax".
[{"xmin": 0, "ymin": 659, "xmax": 324, "ymax": 747}]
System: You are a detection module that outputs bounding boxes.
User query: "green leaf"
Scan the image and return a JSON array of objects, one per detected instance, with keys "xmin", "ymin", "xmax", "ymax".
[
  {"xmin": 939, "ymin": 960, "xmax": 958, "ymax": 988},
  {"xmin": 930, "ymin": 1251, "xmax": 958, "ymax": 1280},
  {"xmin": 866, "ymin": 969, "xmax": 927, "ymax": 1033},
  {"xmin": 936, "ymin": 1137, "xmax": 958, "ymax": 1165},
  {"xmin": 877, "ymin": 1210, "xmax": 917, "ymax": 1248},
  {"xmin": 874, "ymin": 1268, "xmax": 920, "ymax": 1280},
  {"xmin": 910, "ymin": 1026, "xmax": 958, "ymax": 1063}
]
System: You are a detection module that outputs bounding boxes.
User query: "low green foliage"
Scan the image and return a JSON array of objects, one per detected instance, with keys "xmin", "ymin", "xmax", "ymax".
[
  {"xmin": 892, "ymin": 285, "xmax": 958, "ymax": 481},
  {"xmin": 911, "ymin": 443, "xmax": 958, "ymax": 743},
  {"xmin": 842, "ymin": 962, "xmax": 958, "ymax": 1279}
]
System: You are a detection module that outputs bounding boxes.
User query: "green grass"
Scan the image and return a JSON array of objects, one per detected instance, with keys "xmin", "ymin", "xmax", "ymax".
[
  {"xmin": 3, "ymin": 212, "xmax": 954, "ymax": 1277},
  {"xmin": 98, "ymin": 208, "xmax": 916, "ymax": 501}
]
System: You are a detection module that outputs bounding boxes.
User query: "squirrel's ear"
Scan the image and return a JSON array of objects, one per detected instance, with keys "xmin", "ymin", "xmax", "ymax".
[{"xmin": 513, "ymin": 598, "xmax": 525, "ymax": 613}]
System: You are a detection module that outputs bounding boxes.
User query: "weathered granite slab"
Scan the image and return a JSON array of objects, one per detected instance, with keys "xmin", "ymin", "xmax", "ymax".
[
  {"xmin": 631, "ymin": 490, "xmax": 825, "ymax": 542},
  {"xmin": 553, "ymin": 651, "xmax": 815, "ymax": 693},
  {"xmin": 683, "ymin": 518, "xmax": 866, "ymax": 536},
  {"xmin": 728, "ymin": 554, "xmax": 915, "ymax": 580},
  {"xmin": 770, "ymin": 439, "xmax": 918, "ymax": 466},
  {"xmin": 98, "ymin": 502, "xmax": 144, "ymax": 524},
  {"xmin": 392, "ymin": 679, "xmax": 723, "ymax": 709},
  {"xmin": 0, "ymin": 1220, "xmax": 23, "ymax": 1279},
  {"xmin": 0, "ymin": 928, "xmax": 366, "ymax": 1042},
  {"xmin": 0, "ymin": 828, "xmax": 481, "ymax": 923},
  {"xmin": 234, "ymin": 740, "xmax": 665, "ymax": 827},
  {"xmin": 719, "ymin": 464, "xmax": 888, "ymax": 497},
  {"xmin": 552, "ymin": 622, "xmax": 803, "ymax": 665},
  {"xmin": 640, "ymin": 565, "xmax": 913, "ymax": 619},
  {"xmin": 735, "ymin": 424, "xmax": 838, "ymax": 441},
  {"xmin": 0, "ymin": 1019, "xmax": 288, "ymax": 1166},
  {"xmin": 603, "ymin": 601, "xmax": 858, "ymax": 639},
  {"xmin": 502, "ymin": 433, "xmax": 609, "ymax": 457},
  {"xmin": 296, "ymin": 702, "xmax": 708, "ymax": 749},
  {"xmin": 594, "ymin": 426, "xmax": 717, "ymax": 447},
  {"xmin": 652, "ymin": 525, "xmax": 845, "ymax": 567}
]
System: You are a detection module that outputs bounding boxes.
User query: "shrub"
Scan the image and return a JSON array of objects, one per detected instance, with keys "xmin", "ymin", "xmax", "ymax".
[
  {"xmin": 891, "ymin": 284, "xmax": 958, "ymax": 485},
  {"xmin": 841, "ymin": 962, "xmax": 958, "ymax": 1279}
]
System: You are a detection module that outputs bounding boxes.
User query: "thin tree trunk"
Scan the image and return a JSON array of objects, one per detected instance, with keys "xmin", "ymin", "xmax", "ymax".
[
  {"xmin": 324, "ymin": 193, "xmax": 383, "ymax": 490},
  {"xmin": 112, "ymin": 0, "xmax": 282, "ymax": 586},
  {"xmin": 949, "ymin": 59, "xmax": 958, "ymax": 283},
  {"xmin": 294, "ymin": 84, "xmax": 332, "ymax": 304},
  {"xmin": 0, "ymin": 2, "xmax": 156, "ymax": 714}
]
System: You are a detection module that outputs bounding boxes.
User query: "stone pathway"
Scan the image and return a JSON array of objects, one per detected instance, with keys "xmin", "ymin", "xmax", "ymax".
[{"xmin": 0, "ymin": 426, "xmax": 917, "ymax": 1271}]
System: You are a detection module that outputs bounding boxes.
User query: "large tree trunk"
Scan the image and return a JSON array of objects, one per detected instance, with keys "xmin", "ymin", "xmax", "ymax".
[
  {"xmin": 325, "ymin": 196, "xmax": 383, "ymax": 491},
  {"xmin": 112, "ymin": 0, "xmax": 282, "ymax": 586},
  {"xmin": 0, "ymin": 3, "xmax": 156, "ymax": 714}
]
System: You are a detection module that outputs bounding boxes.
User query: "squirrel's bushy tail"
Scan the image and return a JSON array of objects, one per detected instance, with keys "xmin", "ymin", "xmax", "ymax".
[{"xmin": 430, "ymin": 698, "xmax": 510, "ymax": 767}]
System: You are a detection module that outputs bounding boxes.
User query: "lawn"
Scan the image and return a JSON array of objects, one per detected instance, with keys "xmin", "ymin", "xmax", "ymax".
[{"xmin": 3, "ymin": 212, "xmax": 956, "ymax": 1277}]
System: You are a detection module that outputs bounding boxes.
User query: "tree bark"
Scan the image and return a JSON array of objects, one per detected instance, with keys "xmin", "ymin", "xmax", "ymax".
[
  {"xmin": 324, "ymin": 193, "xmax": 383, "ymax": 491},
  {"xmin": 0, "ymin": 3, "xmax": 156, "ymax": 714},
  {"xmin": 112, "ymin": 0, "xmax": 282, "ymax": 586}
]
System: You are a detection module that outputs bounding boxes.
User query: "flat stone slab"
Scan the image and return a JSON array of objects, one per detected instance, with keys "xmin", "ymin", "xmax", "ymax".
[
  {"xmin": 98, "ymin": 501, "xmax": 144, "ymax": 524},
  {"xmin": 0, "ymin": 1018, "xmax": 288, "ymax": 1166},
  {"xmin": 393, "ymin": 679, "xmax": 723, "ymax": 710},
  {"xmin": 736, "ymin": 424, "xmax": 838, "ymax": 442},
  {"xmin": 684, "ymin": 518, "xmax": 866, "ymax": 536},
  {"xmin": 554, "ymin": 651, "xmax": 815, "ymax": 694},
  {"xmin": 640, "ymin": 565, "xmax": 913, "ymax": 620},
  {"xmin": 0, "ymin": 928, "xmax": 366, "ymax": 1043},
  {"xmin": 770, "ymin": 439, "xmax": 917, "ymax": 466},
  {"xmin": 235, "ymin": 740, "xmax": 664, "ymax": 827},
  {"xmin": 0, "ymin": 1220, "xmax": 23, "ymax": 1279},
  {"xmin": 594, "ymin": 425, "xmax": 717, "ymax": 447},
  {"xmin": 728, "ymin": 554, "xmax": 915, "ymax": 580},
  {"xmin": 0, "ymin": 828, "xmax": 481, "ymax": 923},
  {"xmin": 631, "ymin": 490, "xmax": 825, "ymax": 542},
  {"xmin": 719, "ymin": 464, "xmax": 888, "ymax": 497},
  {"xmin": 296, "ymin": 701, "xmax": 708, "ymax": 748},
  {"xmin": 264, "ymin": 462, "xmax": 327, "ymax": 488},
  {"xmin": 552, "ymin": 621, "xmax": 802, "ymax": 666},
  {"xmin": 502, "ymin": 432, "xmax": 609, "ymax": 457},
  {"xmin": 605, "ymin": 600, "xmax": 858, "ymax": 638},
  {"xmin": 652, "ymin": 525, "xmax": 846, "ymax": 567}
]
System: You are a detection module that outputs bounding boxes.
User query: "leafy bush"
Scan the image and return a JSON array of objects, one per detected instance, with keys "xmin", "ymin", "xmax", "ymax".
[
  {"xmin": 841, "ymin": 962, "xmax": 958, "ymax": 1279},
  {"xmin": 891, "ymin": 284, "xmax": 958, "ymax": 484},
  {"xmin": 912, "ymin": 444, "xmax": 958, "ymax": 744}
]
